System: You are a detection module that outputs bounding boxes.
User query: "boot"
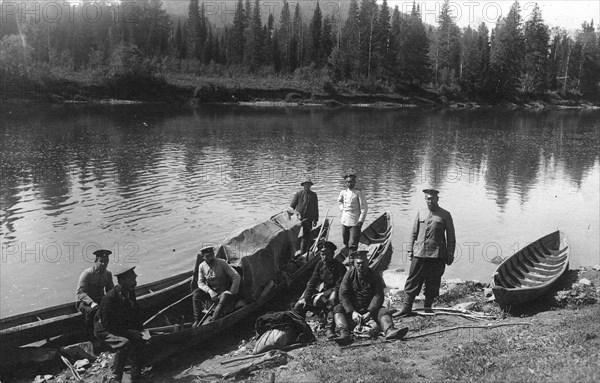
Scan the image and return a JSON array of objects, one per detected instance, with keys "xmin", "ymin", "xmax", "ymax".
[
  {"xmin": 300, "ymin": 238, "xmax": 308, "ymax": 254},
  {"xmin": 210, "ymin": 302, "xmax": 225, "ymax": 322},
  {"xmin": 325, "ymin": 312, "xmax": 336, "ymax": 340},
  {"xmin": 380, "ymin": 314, "xmax": 409, "ymax": 341},
  {"xmin": 333, "ymin": 313, "xmax": 352, "ymax": 346},
  {"xmin": 393, "ymin": 294, "xmax": 415, "ymax": 318},
  {"xmin": 423, "ymin": 297, "xmax": 434, "ymax": 313}
]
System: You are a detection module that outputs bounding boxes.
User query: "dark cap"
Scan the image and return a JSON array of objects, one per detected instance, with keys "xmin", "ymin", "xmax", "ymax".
[
  {"xmin": 318, "ymin": 241, "xmax": 337, "ymax": 252},
  {"xmin": 200, "ymin": 246, "xmax": 214, "ymax": 255},
  {"xmin": 93, "ymin": 249, "xmax": 112, "ymax": 258},
  {"xmin": 114, "ymin": 266, "xmax": 136, "ymax": 279},
  {"xmin": 301, "ymin": 178, "xmax": 314, "ymax": 186},
  {"xmin": 343, "ymin": 174, "xmax": 357, "ymax": 180},
  {"xmin": 422, "ymin": 189, "xmax": 440, "ymax": 196},
  {"xmin": 351, "ymin": 250, "xmax": 369, "ymax": 260}
]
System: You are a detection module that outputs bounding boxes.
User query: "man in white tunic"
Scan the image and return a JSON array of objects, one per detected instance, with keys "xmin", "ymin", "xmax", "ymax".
[{"xmin": 337, "ymin": 174, "xmax": 368, "ymax": 252}]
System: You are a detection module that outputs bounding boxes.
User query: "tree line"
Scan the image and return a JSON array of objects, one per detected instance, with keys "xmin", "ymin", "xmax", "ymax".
[{"xmin": 1, "ymin": 0, "xmax": 598, "ymax": 101}]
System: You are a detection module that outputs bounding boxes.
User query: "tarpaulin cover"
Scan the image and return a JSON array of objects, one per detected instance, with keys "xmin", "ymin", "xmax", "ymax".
[{"xmin": 215, "ymin": 211, "xmax": 301, "ymax": 302}]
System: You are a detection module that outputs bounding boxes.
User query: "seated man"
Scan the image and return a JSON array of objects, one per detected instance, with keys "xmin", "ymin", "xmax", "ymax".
[
  {"xmin": 76, "ymin": 249, "xmax": 114, "ymax": 331},
  {"xmin": 192, "ymin": 246, "xmax": 241, "ymax": 327},
  {"xmin": 294, "ymin": 241, "xmax": 347, "ymax": 340},
  {"xmin": 333, "ymin": 251, "xmax": 409, "ymax": 345},
  {"xmin": 94, "ymin": 266, "xmax": 147, "ymax": 383}
]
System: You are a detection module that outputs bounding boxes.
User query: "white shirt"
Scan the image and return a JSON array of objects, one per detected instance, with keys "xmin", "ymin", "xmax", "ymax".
[{"xmin": 337, "ymin": 188, "xmax": 368, "ymax": 226}]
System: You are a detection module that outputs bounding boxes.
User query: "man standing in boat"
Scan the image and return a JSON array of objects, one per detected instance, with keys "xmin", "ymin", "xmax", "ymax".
[
  {"xmin": 333, "ymin": 251, "xmax": 408, "ymax": 345},
  {"xmin": 192, "ymin": 246, "xmax": 241, "ymax": 327},
  {"xmin": 337, "ymin": 174, "xmax": 368, "ymax": 253},
  {"xmin": 290, "ymin": 177, "xmax": 319, "ymax": 254},
  {"xmin": 293, "ymin": 241, "xmax": 347, "ymax": 340},
  {"xmin": 94, "ymin": 266, "xmax": 147, "ymax": 382},
  {"xmin": 395, "ymin": 189, "xmax": 456, "ymax": 317},
  {"xmin": 76, "ymin": 249, "xmax": 114, "ymax": 330}
]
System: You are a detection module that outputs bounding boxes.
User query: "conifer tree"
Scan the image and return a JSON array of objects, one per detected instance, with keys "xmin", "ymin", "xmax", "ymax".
[{"xmin": 522, "ymin": 4, "xmax": 550, "ymax": 95}]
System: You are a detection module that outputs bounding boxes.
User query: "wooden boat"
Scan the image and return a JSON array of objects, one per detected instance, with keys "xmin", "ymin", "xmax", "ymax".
[
  {"xmin": 333, "ymin": 212, "xmax": 394, "ymax": 274},
  {"xmin": 0, "ymin": 211, "xmax": 327, "ymax": 350},
  {"xmin": 128, "ymin": 212, "xmax": 331, "ymax": 365},
  {"xmin": 492, "ymin": 230, "xmax": 570, "ymax": 306}
]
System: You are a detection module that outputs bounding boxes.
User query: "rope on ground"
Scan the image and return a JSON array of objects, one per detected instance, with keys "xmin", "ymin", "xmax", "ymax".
[
  {"xmin": 403, "ymin": 322, "xmax": 531, "ymax": 340},
  {"xmin": 412, "ymin": 311, "xmax": 491, "ymax": 321}
]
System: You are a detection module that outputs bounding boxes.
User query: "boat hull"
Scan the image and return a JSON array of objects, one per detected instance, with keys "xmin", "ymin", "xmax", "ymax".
[{"xmin": 492, "ymin": 230, "xmax": 570, "ymax": 306}]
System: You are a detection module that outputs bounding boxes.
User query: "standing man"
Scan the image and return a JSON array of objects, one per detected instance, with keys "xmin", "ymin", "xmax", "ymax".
[
  {"xmin": 293, "ymin": 241, "xmax": 347, "ymax": 340},
  {"xmin": 192, "ymin": 246, "xmax": 241, "ymax": 327},
  {"xmin": 94, "ymin": 266, "xmax": 146, "ymax": 383},
  {"xmin": 395, "ymin": 189, "xmax": 456, "ymax": 317},
  {"xmin": 333, "ymin": 251, "xmax": 408, "ymax": 345},
  {"xmin": 76, "ymin": 249, "xmax": 114, "ymax": 330},
  {"xmin": 337, "ymin": 174, "xmax": 368, "ymax": 253},
  {"xmin": 290, "ymin": 178, "xmax": 319, "ymax": 254}
]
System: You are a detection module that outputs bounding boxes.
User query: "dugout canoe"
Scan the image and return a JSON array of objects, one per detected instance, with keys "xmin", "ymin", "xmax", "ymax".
[
  {"xmin": 138, "ymin": 212, "xmax": 331, "ymax": 365},
  {"xmin": 0, "ymin": 211, "xmax": 326, "ymax": 350},
  {"xmin": 333, "ymin": 211, "xmax": 394, "ymax": 273},
  {"xmin": 492, "ymin": 230, "xmax": 570, "ymax": 306}
]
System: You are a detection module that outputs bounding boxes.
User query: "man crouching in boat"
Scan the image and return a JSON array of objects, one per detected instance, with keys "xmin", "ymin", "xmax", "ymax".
[
  {"xmin": 94, "ymin": 266, "xmax": 148, "ymax": 383},
  {"xmin": 293, "ymin": 241, "xmax": 347, "ymax": 340},
  {"xmin": 332, "ymin": 251, "xmax": 408, "ymax": 345},
  {"xmin": 192, "ymin": 246, "xmax": 241, "ymax": 327},
  {"xmin": 76, "ymin": 249, "xmax": 114, "ymax": 333}
]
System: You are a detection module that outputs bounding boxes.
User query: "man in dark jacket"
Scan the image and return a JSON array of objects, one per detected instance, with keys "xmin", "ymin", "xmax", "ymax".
[
  {"xmin": 395, "ymin": 189, "xmax": 456, "ymax": 317},
  {"xmin": 293, "ymin": 241, "xmax": 347, "ymax": 339},
  {"xmin": 333, "ymin": 251, "xmax": 408, "ymax": 345},
  {"xmin": 290, "ymin": 178, "xmax": 319, "ymax": 254},
  {"xmin": 94, "ymin": 266, "xmax": 147, "ymax": 382}
]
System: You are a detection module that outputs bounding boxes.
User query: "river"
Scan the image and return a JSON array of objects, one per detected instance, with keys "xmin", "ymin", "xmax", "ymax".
[{"xmin": 1, "ymin": 103, "xmax": 598, "ymax": 317}]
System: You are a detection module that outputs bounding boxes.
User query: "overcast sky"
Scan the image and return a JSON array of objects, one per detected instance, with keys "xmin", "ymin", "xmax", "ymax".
[{"xmin": 389, "ymin": 0, "xmax": 599, "ymax": 31}]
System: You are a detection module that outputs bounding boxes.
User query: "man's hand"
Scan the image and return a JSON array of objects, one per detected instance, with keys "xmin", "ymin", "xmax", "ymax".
[
  {"xmin": 407, "ymin": 251, "xmax": 413, "ymax": 261},
  {"xmin": 352, "ymin": 311, "xmax": 362, "ymax": 325},
  {"xmin": 296, "ymin": 298, "xmax": 307, "ymax": 309},
  {"xmin": 327, "ymin": 291, "xmax": 337, "ymax": 307},
  {"xmin": 210, "ymin": 291, "xmax": 219, "ymax": 302},
  {"xmin": 313, "ymin": 220, "xmax": 317, "ymax": 227},
  {"xmin": 91, "ymin": 302, "xmax": 98, "ymax": 309},
  {"xmin": 361, "ymin": 312, "xmax": 371, "ymax": 322}
]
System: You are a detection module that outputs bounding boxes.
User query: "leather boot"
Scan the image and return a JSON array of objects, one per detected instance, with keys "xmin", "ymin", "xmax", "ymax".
[
  {"xmin": 333, "ymin": 313, "xmax": 352, "ymax": 346},
  {"xmin": 424, "ymin": 297, "xmax": 434, "ymax": 313},
  {"xmin": 325, "ymin": 312, "xmax": 336, "ymax": 340},
  {"xmin": 393, "ymin": 294, "xmax": 415, "ymax": 318},
  {"xmin": 210, "ymin": 302, "xmax": 225, "ymax": 322},
  {"xmin": 379, "ymin": 314, "xmax": 409, "ymax": 340}
]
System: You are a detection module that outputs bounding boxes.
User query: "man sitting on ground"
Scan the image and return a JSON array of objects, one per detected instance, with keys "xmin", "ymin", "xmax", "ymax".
[
  {"xmin": 294, "ymin": 241, "xmax": 347, "ymax": 339},
  {"xmin": 333, "ymin": 251, "xmax": 409, "ymax": 345},
  {"xmin": 192, "ymin": 246, "xmax": 241, "ymax": 327},
  {"xmin": 76, "ymin": 249, "xmax": 114, "ymax": 332}
]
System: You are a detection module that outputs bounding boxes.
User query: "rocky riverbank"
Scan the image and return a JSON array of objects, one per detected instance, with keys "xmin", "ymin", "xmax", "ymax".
[{"xmin": 23, "ymin": 265, "xmax": 600, "ymax": 383}]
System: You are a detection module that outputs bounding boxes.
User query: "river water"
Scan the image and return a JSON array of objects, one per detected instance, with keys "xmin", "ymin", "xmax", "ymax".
[{"xmin": 1, "ymin": 103, "xmax": 598, "ymax": 317}]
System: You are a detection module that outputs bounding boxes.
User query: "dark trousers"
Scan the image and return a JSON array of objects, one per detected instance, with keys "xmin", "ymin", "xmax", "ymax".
[
  {"xmin": 94, "ymin": 329, "xmax": 145, "ymax": 379},
  {"xmin": 192, "ymin": 288, "xmax": 236, "ymax": 320},
  {"xmin": 342, "ymin": 225, "xmax": 361, "ymax": 251},
  {"xmin": 76, "ymin": 301, "xmax": 99, "ymax": 336},
  {"xmin": 333, "ymin": 304, "xmax": 391, "ymax": 329},
  {"xmin": 404, "ymin": 257, "xmax": 446, "ymax": 299},
  {"xmin": 300, "ymin": 219, "xmax": 312, "ymax": 253}
]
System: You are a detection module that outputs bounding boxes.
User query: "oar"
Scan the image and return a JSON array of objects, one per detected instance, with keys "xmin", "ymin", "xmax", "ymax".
[
  {"xmin": 196, "ymin": 301, "xmax": 217, "ymax": 327},
  {"xmin": 143, "ymin": 291, "xmax": 193, "ymax": 327}
]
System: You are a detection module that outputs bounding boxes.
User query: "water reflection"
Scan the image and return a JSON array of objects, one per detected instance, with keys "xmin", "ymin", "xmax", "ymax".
[{"xmin": 1, "ymin": 104, "xmax": 598, "ymax": 316}]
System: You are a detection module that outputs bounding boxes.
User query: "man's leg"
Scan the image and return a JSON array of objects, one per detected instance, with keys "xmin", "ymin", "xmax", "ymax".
[
  {"xmin": 192, "ymin": 289, "xmax": 211, "ymax": 327},
  {"xmin": 300, "ymin": 220, "xmax": 312, "ymax": 254},
  {"xmin": 423, "ymin": 259, "xmax": 446, "ymax": 312},
  {"xmin": 378, "ymin": 307, "xmax": 409, "ymax": 340},
  {"xmin": 342, "ymin": 225, "xmax": 350, "ymax": 250},
  {"xmin": 76, "ymin": 301, "xmax": 98, "ymax": 337},
  {"xmin": 348, "ymin": 225, "xmax": 361, "ymax": 251},
  {"xmin": 332, "ymin": 304, "xmax": 352, "ymax": 345},
  {"xmin": 394, "ymin": 258, "xmax": 425, "ymax": 317}
]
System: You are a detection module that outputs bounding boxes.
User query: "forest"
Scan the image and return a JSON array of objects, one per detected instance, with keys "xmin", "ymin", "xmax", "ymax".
[{"xmin": 1, "ymin": 0, "xmax": 599, "ymax": 102}]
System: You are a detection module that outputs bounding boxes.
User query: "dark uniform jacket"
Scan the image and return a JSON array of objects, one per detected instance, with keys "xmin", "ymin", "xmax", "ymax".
[
  {"xmin": 300, "ymin": 259, "xmax": 347, "ymax": 300},
  {"xmin": 339, "ymin": 267, "xmax": 384, "ymax": 318},
  {"xmin": 408, "ymin": 207, "xmax": 456, "ymax": 260},
  {"xmin": 290, "ymin": 190, "xmax": 319, "ymax": 222},
  {"xmin": 94, "ymin": 285, "xmax": 143, "ymax": 337}
]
